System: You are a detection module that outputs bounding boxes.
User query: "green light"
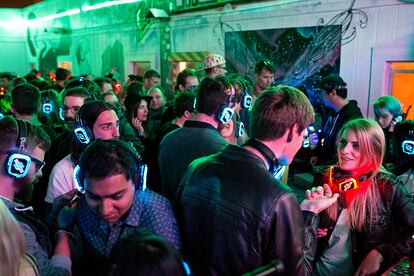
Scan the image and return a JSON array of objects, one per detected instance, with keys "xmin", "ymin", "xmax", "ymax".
[{"xmin": 81, "ymin": 0, "xmax": 141, "ymax": 12}]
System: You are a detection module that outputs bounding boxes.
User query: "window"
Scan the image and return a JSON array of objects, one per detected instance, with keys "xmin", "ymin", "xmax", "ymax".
[{"xmin": 387, "ymin": 62, "xmax": 414, "ymax": 120}]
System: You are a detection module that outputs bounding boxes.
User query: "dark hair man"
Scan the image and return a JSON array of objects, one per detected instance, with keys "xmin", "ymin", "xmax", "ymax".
[
  {"xmin": 94, "ymin": 77, "xmax": 113, "ymax": 94},
  {"xmin": 161, "ymin": 69, "xmax": 199, "ymax": 125},
  {"xmin": 0, "ymin": 117, "xmax": 70, "ymax": 275},
  {"xmin": 11, "ymin": 83, "xmax": 57, "ymax": 141},
  {"xmin": 253, "ymin": 59, "xmax": 275, "ymax": 99},
  {"xmin": 158, "ymin": 91, "xmax": 196, "ymax": 140},
  {"xmin": 143, "ymin": 69, "xmax": 161, "ymax": 91},
  {"xmin": 0, "ymin": 72, "xmax": 15, "ymax": 95},
  {"xmin": 204, "ymin": 54, "xmax": 227, "ymax": 78},
  {"xmin": 64, "ymin": 77, "xmax": 102, "ymax": 101},
  {"xmin": 158, "ymin": 77, "xmax": 231, "ymax": 202},
  {"xmin": 45, "ymin": 100, "xmax": 120, "ymax": 204},
  {"xmin": 176, "ymin": 85, "xmax": 339, "ymax": 275},
  {"xmin": 102, "ymin": 92, "xmax": 136, "ymax": 137},
  {"xmin": 175, "ymin": 69, "xmax": 199, "ymax": 94},
  {"xmin": 52, "ymin": 68, "xmax": 70, "ymax": 93},
  {"xmin": 315, "ymin": 74, "xmax": 363, "ymax": 165},
  {"xmin": 69, "ymin": 139, "xmax": 181, "ymax": 274},
  {"xmin": 33, "ymin": 87, "xmax": 94, "ymax": 215}
]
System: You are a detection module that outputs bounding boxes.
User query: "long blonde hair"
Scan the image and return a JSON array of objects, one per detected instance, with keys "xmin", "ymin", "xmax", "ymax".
[
  {"xmin": 0, "ymin": 200, "xmax": 26, "ymax": 276},
  {"xmin": 328, "ymin": 119, "xmax": 386, "ymax": 231}
]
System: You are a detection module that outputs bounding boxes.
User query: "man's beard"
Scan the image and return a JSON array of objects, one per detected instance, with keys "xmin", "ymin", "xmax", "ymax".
[{"xmin": 65, "ymin": 117, "xmax": 76, "ymax": 129}]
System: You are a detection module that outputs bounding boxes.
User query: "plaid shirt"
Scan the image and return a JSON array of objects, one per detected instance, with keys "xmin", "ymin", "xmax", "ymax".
[{"xmin": 75, "ymin": 189, "xmax": 181, "ymax": 258}]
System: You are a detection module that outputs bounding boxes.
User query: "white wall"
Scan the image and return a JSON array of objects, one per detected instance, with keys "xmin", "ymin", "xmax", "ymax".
[
  {"xmin": 169, "ymin": 0, "xmax": 414, "ymax": 116},
  {"xmin": 0, "ymin": 0, "xmax": 413, "ymax": 117}
]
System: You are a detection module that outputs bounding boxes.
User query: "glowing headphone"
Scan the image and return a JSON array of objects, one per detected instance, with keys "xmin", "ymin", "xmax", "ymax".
[
  {"xmin": 73, "ymin": 139, "xmax": 148, "ymax": 192},
  {"xmin": 327, "ymin": 166, "xmax": 372, "ymax": 193},
  {"xmin": 73, "ymin": 107, "xmax": 94, "ymax": 145},
  {"xmin": 216, "ymin": 84, "xmax": 236, "ymax": 125},
  {"xmin": 42, "ymin": 96, "xmax": 54, "ymax": 115},
  {"xmin": 240, "ymin": 80, "xmax": 253, "ymax": 109},
  {"xmin": 402, "ymin": 129, "xmax": 414, "ymax": 155},
  {"xmin": 5, "ymin": 120, "xmax": 32, "ymax": 178},
  {"xmin": 235, "ymin": 121, "xmax": 245, "ymax": 138},
  {"xmin": 302, "ymin": 125, "xmax": 320, "ymax": 149},
  {"xmin": 393, "ymin": 114, "xmax": 403, "ymax": 125},
  {"xmin": 243, "ymin": 139, "xmax": 285, "ymax": 181},
  {"xmin": 233, "ymin": 113, "xmax": 245, "ymax": 138}
]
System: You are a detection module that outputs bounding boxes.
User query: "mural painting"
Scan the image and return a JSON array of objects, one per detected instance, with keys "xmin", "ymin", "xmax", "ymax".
[{"xmin": 225, "ymin": 25, "xmax": 342, "ymax": 104}]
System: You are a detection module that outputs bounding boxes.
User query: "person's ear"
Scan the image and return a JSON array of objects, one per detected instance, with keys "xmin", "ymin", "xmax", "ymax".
[
  {"xmin": 287, "ymin": 123, "xmax": 300, "ymax": 143},
  {"xmin": 219, "ymin": 121, "xmax": 233, "ymax": 137},
  {"xmin": 183, "ymin": 110, "xmax": 192, "ymax": 119},
  {"xmin": 10, "ymin": 105, "xmax": 16, "ymax": 114},
  {"xmin": 178, "ymin": 84, "xmax": 185, "ymax": 92}
]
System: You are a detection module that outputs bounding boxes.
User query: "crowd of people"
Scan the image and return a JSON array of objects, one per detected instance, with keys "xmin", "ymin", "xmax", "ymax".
[{"xmin": 0, "ymin": 54, "xmax": 413, "ymax": 276}]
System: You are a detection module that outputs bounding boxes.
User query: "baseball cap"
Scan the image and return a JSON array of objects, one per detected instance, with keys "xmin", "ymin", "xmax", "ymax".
[
  {"xmin": 205, "ymin": 54, "xmax": 226, "ymax": 69},
  {"xmin": 318, "ymin": 74, "xmax": 347, "ymax": 90}
]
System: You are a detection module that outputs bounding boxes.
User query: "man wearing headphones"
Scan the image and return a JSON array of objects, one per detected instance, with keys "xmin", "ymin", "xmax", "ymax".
[
  {"xmin": 176, "ymin": 86, "xmax": 339, "ymax": 275},
  {"xmin": 314, "ymin": 74, "xmax": 363, "ymax": 165},
  {"xmin": 158, "ymin": 77, "xmax": 232, "ymax": 202},
  {"xmin": 0, "ymin": 117, "xmax": 71, "ymax": 275},
  {"xmin": 11, "ymin": 83, "xmax": 57, "ymax": 141},
  {"xmin": 45, "ymin": 100, "xmax": 120, "ymax": 204},
  {"xmin": 70, "ymin": 139, "xmax": 180, "ymax": 274}
]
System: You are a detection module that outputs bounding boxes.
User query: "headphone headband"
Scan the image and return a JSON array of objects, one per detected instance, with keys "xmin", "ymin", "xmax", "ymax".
[
  {"xmin": 73, "ymin": 106, "xmax": 94, "ymax": 145},
  {"xmin": 16, "ymin": 119, "xmax": 27, "ymax": 152},
  {"xmin": 5, "ymin": 119, "xmax": 31, "ymax": 178},
  {"xmin": 328, "ymin": 166, "xmax": 372, "ymax": 193},
  {"xmin": 217, "ymin": 84, "xmax": 236, "ymax": 124},
  {"xmin": 243, "ymin": 139, "xmax": 285, "ymax": 180},
  {"xmin": 74, "ymin": 139, "xmax": 147, "ymax": 191},
  {"xmin": 42, "ymin": 96, "xmax": 54, "ymax": 114}
]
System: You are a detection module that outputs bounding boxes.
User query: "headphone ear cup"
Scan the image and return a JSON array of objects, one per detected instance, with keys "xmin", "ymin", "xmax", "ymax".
[
  {"xmin": 115, "ymin": 139, "xmax": 146, "ymax": 190},
  {"xmin": 5, "ymin": 153, "xmax": 31, "ymax": 178},
  {"xmin": 235, "ymin": 121, "xmax": 244, "ymax": 137},
  {"xmin": 73, "ymin": 124, "xmax": 94, "ymax": 145},
  {"xmin": 217, "ymin": 107, "xmax": 235, "ymax": 124},
  {"xmin": 393, "ymin": 115, "xmax": 403, "ymax": 124},
  {"xmin": 73, "ymin": 165, "xmax": 84, "ymax": 191},
  {"xmin": 243, "ymin": 95, "xmax": 252, "ymax": 109}
]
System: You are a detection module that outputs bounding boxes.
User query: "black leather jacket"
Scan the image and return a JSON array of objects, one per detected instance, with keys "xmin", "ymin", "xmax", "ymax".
[
  {"xmin": 316, "ymin": 171, "xmax": 414, "ymax": 272},
  {"xmin": 176, "ymin": 145, "xmax": 319, "ymax": 276}
]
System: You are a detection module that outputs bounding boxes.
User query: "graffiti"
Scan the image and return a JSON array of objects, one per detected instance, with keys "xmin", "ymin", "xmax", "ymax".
[
  {"xmin": 26, "ymin": 10, "xmax": 72, "ymax": 74},
  {"xmin": 75, "ymin": 38, "xmax": 92, "ymax": 76},
  {"xmin": 225, "ymin": 25, "xmax": 342, "ymax": 96},
  {"xmin": 101, "ymin": 40, "xmax": 125, "ymax": 82}
]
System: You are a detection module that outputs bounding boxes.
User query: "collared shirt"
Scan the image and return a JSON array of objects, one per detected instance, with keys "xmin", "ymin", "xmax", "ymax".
[{"xmin": 75, "ymin": 189, "xmax": 181, "ymax": 259}]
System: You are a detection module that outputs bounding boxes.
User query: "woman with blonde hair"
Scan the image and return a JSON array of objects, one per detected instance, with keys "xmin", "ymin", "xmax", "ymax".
[
  {"xmin": 0, "ymin": 200, "xmax": 38, "ymax": 276},
  {"xmin": 313, "ymin": 118, "xmax": 414, "ymax": 275}
]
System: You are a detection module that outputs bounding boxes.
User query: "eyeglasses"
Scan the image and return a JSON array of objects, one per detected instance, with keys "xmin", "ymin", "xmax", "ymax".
[
  {"xmin": 30, "ymin": 156, "xmax": 46, "ymax": 172},
  {"xmin": 61, "ymin": 105, "xmax": 81, "ymax": 114}
]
